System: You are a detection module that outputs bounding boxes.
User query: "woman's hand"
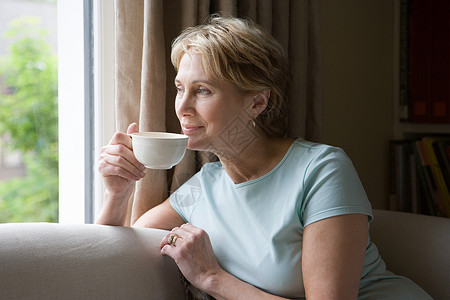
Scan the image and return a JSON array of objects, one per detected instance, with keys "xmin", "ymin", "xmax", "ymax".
[
  {"xmin": 160, "ymin": 224, "xmax": 289, "ymax": 300},
  {"xmin": 98, "ymin": 123, "xmax": 147, "ymax": 198},
  {"xmin": 160, "ymin": 224, "xmax": 222, "ymax": 291}
]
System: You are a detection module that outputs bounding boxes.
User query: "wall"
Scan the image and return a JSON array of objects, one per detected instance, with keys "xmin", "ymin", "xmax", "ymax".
[{"xmin": 320, "ymin": 0, "xmax": 395, "ymax": 209}]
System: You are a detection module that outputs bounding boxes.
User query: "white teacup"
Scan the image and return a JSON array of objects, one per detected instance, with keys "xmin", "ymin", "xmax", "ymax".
[{"xmin": 130, "ymin": 132, "xmax": 188, "ymax": 169}]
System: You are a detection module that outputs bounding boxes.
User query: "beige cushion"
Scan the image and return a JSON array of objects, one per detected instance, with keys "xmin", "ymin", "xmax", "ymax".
[
  {"xmin": 3, "ymin": 211, "xmax": 448, "ymax": 299},
  {"xmin": 0, "ymin": 223, "xmax": 185, "ymax": 300},
  {"xmin": 370, "ymin": 209, "xmax": 450, "ymax": 300}
]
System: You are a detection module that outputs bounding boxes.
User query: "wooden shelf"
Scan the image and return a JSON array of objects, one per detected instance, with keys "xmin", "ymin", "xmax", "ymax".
[{"xmin": 397, "ymin": 123, "xmax": 450, "ymax": 136}]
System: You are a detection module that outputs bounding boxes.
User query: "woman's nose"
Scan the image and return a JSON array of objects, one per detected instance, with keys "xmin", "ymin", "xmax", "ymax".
[{"xmin": 175, "ymin": 93, "xmax": 195, "ymax": 117}]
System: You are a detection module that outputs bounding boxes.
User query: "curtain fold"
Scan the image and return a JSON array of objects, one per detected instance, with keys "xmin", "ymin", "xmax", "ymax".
[{"xmin": 114, "ymin": 0, "xmax": 322, "ymax": 225}]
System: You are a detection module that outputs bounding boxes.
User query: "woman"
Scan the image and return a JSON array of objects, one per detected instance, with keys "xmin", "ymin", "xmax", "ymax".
[{"xmin": 96, "ymin": 16, "xmax": 432, "ymax": 300}]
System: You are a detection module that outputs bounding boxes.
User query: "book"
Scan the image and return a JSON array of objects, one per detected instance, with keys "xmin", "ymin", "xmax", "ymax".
[
  {"xmin": 430, "ymin": 0, "xmax": 450, "ymax": 123},
  {"xmin": 422, "ymin": 137, "xmax": 450, "ymax": 216},
  {"xmin": 406, "ymin": 0, "xmax": 450, "ymax": 123},
  {"xmin": 434, "ymin": 140, "xmax": 450, "ymax": 186},
  {"xmin": 390, "ymin": 141, "xmax": 410, "ymax": 212},
  {"xmin": 399, "ymin": 0, "xmax": 410, "ymax": 121},
  {"xmin": 412, "ymin": 142, "xmax": 437, "ymax": 215},
  {"xmin": 389, "ymin": 136, "xmax": 450, "ymax": 217},
  {"xmin": 390, "ymin": 140, "xmax": 422, "ymax": 213},
  {"xmin": 409, "ymin": 0, "xmax": 432, "ymax": 123},
  {"xmin": 416, "ymin": 140, "xmax": 444, "ymax": 215}
]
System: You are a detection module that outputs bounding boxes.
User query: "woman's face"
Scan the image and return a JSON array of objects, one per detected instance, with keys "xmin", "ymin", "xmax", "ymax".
[{"xmin": 175, "ymin": 52, "xmax": 255, "ymax": 155}]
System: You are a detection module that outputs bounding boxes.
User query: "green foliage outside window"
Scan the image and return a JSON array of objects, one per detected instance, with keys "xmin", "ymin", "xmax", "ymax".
[{"xmin": 0, "ymin": 17, "xmax": 58, "ymax": 222}]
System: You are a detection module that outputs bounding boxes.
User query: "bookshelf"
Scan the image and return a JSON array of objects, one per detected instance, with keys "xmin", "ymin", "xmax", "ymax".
[
  {"xmin": 392, "ymin": 0, "xmax": 450, "ymax": 217},
  {"xmin": 393, "ymin": 0, "xmax": 450, "ymax": 138},
  {"xmin": 394, "ymin": 123, "xmax": 450, "ymax": 139}
]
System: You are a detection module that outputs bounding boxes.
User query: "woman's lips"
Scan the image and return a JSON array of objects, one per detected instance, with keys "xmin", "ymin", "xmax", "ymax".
[{"xmin": 182, "ymin": 124, "xmax": 204, "ymax": 135}]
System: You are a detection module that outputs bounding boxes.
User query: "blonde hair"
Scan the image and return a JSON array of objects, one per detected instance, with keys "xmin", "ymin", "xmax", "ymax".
[{"xmin": 171, "ymin": 16, "xmax": 290, "ymax": 137}]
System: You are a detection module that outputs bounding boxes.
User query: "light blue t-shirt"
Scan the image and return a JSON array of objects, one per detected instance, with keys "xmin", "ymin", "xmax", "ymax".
[{"xmin": 170, "ymin": 138, "xmax": 432, "ymax": 299}]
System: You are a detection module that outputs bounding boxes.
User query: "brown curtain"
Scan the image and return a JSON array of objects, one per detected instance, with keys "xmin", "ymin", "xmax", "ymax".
[{"xmin": 114, "ymin": 0, "xmax": 323, "ymax": 225}]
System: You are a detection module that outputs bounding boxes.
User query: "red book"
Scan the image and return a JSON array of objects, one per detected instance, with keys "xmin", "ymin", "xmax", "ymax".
[
  {"xmin": 430, "ymin": 0, "xmax": 450, "ymax": 123},
  {"xmin": 409, "ymin": 0, "xmax": 433, "ymax": 123}
]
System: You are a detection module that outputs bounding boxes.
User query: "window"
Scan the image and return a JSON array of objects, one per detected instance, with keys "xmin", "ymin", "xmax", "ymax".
[
  {"xmin": 58, "ymin": 0, "xmax": 115, "ymax": 223},
  {"xmin": 0, "ymin": 0, "xmax": 58, "ymax": 222},
  {"xmin": 0, "ymin": 0, "xmax": 115, "ymax": 224}
]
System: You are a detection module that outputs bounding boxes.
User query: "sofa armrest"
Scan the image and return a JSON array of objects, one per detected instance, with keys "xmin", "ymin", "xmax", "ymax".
[
  {"xmin": 370, "ymin": 209, "xmax": 450, "ymax": 300},
  {"xmin": 0, "ymin": 223, "xmax": 185, "ymax": 300}
]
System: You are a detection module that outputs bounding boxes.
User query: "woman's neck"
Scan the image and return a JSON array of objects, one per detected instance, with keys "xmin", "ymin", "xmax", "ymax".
[{"xmin": 216, "ymin": 136, "xmax": 294, "ymax": 184}]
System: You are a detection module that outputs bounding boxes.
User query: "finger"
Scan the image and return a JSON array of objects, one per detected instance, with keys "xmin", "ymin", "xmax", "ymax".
[
  {"xmin": 160, "ymin": 231, "xmax": 182, "ymax": 249},
  {"xmin": 108, "ymin": 131, "xmax": 133, "ymax": 149},
  {"xmin": 99, "ymin": 157, "xmax": 144, "ymax": 181},
  {"xmin": 173, "ymin": 224, "xmax": 212, "ymax": 248},
  {"xmin": 160, "ymin": 231, "xmax": 180, "ymax": 249},
  {"xmin": 170, "ymin": 226, "xmax": 191, "ymax": 240},
  {"xmin": 127, "ymin": 122, "xmax": 138, "ymax": 134},
  {"xmin": 160, "ymin": 244, "xmax": 175, "ymax": 257},
  {"xmin": 102, "ymin": 165, "xmax": 141, "ymax": 181},
  {"xmin": 101, "ymin": 153, "xmax": 146, "ymax": 180},
  {"xmin": 103, "ymin": 143, "xmax": 146, "ymax": 172},
  {"xmin": 160, "ymin": 232, "xmax": 170, "ymax": 249},
  {"xmin": 103, "ymin": 143, "xmax": 145, "ymax": 172}
]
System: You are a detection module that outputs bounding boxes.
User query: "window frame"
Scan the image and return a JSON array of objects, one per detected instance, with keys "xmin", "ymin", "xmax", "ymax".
[{"xmin": 58, "ymin": 0, "xmax": 115, "ymax": 223}]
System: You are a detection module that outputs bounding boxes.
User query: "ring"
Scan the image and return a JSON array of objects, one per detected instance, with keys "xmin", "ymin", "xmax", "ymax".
[{"xmin": 168, "ymin": 234, "xmax": 178, "ymax": 246}]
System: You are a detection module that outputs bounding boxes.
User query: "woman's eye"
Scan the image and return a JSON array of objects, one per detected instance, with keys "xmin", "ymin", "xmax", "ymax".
[
  {"xmin": 197, "ymin": 88, "xmax": 210, "ymax": 95},
  {"xmin": 176, "ymin": 86, "xmax": 183, "ymax": 94}
]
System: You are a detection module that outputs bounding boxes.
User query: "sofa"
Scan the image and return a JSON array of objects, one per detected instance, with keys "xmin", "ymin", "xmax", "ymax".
[{"xmin": 1, "ymin": 209, "xmax": 448, "ymax": 300}]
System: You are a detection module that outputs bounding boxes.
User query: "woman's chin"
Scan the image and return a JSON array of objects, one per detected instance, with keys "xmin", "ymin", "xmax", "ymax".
[
  {"xmin": 187, "ymin": 139, "xmax": 217, "ymax": 153},
  {"xmin": 186, "ymin": 140, "xmax": 206, "ymax": 152}
]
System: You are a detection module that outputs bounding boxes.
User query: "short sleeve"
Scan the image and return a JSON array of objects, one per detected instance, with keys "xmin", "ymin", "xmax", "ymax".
[
  {"xmin": 170, "ymin": 171, "xmax": 203, "ymax": 222},
  {"xmin": 300, "ymin": 147, "xmax": 373, "ymax": 228}
]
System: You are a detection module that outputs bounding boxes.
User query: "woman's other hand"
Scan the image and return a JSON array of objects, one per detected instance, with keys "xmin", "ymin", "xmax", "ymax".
[
  {"xmin": 98, "ymin": 123, "xmax": 146, "ymax": 198},
  {"xmin": 160, "ymin": 223, "xmax": 222, "ymax": 291},
  {"xmin": 160, "ymin": 224, "xmax": 289, "ymax": 299}
]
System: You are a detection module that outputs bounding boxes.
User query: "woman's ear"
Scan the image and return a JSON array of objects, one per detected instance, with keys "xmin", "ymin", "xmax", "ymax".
[{"xmin": 249, "ymin": 89, "xmax": 270, "ymax": 118}]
